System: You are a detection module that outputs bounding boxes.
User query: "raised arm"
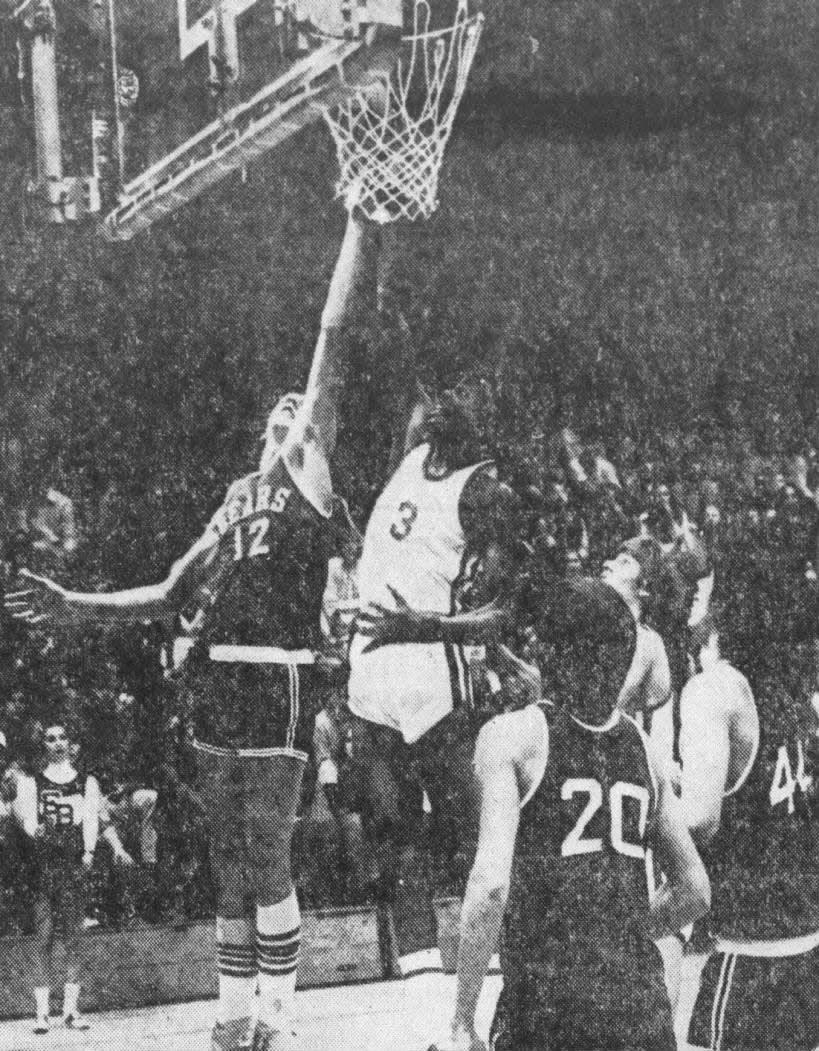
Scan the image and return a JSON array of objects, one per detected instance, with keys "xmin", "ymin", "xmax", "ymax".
[{"xmin": 292, "ymin": 212, "xmax": 380, "ymax": 461}]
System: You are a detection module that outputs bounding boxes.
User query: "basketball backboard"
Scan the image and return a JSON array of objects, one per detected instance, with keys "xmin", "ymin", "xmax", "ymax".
[{"xmin": 12, "ymin": 0, "xmax": 402, "ymax": 235}]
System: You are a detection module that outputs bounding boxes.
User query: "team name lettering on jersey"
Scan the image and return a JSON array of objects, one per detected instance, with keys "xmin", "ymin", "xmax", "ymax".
[{"xmin": 211, "ymin": 484, "xmax": 292, "ymax": 537}]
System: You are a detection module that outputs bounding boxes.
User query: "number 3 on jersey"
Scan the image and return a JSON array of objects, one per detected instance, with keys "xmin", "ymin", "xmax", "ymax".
[
  {"xmin": 561, "ymin": 778, "xmax": 650, "ymax": 860},
  {"xmin": 390, "ymin": 501, "xmax": 418, "ymax": 541}
]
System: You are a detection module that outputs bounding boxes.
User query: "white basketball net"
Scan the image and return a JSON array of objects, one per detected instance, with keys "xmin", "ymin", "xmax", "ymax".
[{"xmin": 324, "ymin": 0, "xmax": 484, "ymax": 222}]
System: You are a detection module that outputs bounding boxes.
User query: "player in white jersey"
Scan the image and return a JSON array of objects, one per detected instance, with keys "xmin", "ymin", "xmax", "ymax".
[{"xmin": 350, "ymin": 391, "xmax": 513, "ymax": 921}]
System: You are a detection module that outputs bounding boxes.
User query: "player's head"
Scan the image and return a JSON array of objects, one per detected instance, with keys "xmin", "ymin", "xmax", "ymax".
[
  {"xmin": 527, "ymin": 580, "xmax": 639, "ymax": 727},
  {"xmin": 259, "ymin": 392, "xmax": 305, "ymax": 472},
  {"xmin": 42, "ymin": 721, "xmax": 70, "ymax": 762},
  {"xmin": 602, "ymin": 536, "xmax": 663, "ymax": 607},
  {"xmin": 424, "ymin": 390, "xmax": 481, "ymax": 469},
  {"xmin": 534, "ymin": 578, "xmax": 637, "ymax": 726}
]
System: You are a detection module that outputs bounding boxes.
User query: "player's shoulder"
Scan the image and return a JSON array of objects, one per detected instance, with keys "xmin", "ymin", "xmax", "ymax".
[
  {"xmin": 681, "ymin": 661, "xmax": 748, "ymax": 716},
  {"xmin": 476, "ymin": 704, "xmax": 547, "ymax": 770}
]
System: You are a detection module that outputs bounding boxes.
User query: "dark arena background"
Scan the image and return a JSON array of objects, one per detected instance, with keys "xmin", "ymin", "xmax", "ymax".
[{"xmin": 0, "ymin": 0, "xmax": 817, "ymax": 1046}]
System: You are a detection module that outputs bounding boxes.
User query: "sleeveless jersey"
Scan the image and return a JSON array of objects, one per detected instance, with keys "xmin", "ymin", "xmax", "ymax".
[
  {"xmin": 174, "ymin": 458, "xmax": 333, "ymax": 748},
  {"xmin": 348, "ymin": 444, "xmax": 493, "ymax": 742},
  {"xmin": 355, "ymin": 443, "xmax": 492, "ymax": 615},
  {"xmin": 494, "ymin": 704, "xmax": 674, "ymax": 1051},
  {"xmin": 700, "ymin": 641, "xmax": 819, "ymax": 940},
  {"xmin": 35, "ymin": 770, "xmax": 85, "ymax": 860}
]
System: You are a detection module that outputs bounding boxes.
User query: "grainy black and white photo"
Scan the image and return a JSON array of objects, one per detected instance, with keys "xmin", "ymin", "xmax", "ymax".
[{"xmin": 0, "ymin": 1, "xmax": 817, "ymax": 1049}]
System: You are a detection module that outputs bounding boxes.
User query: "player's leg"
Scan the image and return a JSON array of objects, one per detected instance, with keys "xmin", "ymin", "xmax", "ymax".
[
  {"xmin": 130, "ymin": 787, "xmax": 159, "ymax": 864},
  {"xmin": 31, "ymin": 891, "xmax": 54, "ymax": 1032},
  {"xmin": 244, "ymin": 749, "xmax": 306, "ymax": 1050},
  {"xmin": 416, "ymin": 706, "xmax": 480, "ymax": 898},
  {"xmin": 348, "ymin": 714, "xmax": 422, "ymax": 903},
  {"xmin": 60, "ymin": 871, "xmax": 90, "ymax": 1030},
  {"xmin": 195, "ymin": 743, "xmax": 257, "ymax": 1050}
]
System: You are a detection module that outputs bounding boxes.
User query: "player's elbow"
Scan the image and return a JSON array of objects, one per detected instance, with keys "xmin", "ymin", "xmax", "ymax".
[
  {"xmin": 688, "ymin": 812, "xmax": 720, "ymax": 847},
  {"xmin": 465, "ymin": 864, "xmax": 510, "ymax": 912}
]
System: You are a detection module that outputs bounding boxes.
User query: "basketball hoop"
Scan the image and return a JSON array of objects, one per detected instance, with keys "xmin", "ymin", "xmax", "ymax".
[{"xmin": 324, "ymin": 0, "xmax": 483, "ymax": 223}]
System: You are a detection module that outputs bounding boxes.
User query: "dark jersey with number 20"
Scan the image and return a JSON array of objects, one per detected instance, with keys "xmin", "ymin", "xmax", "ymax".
[{"xmin": 492, "ymin": 703, "xmax": 675, "ymax": 1051}]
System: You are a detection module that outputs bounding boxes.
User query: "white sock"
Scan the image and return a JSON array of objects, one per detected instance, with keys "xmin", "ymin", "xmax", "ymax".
[
  {"xmin": 34, "ymin": 987, "xmax": 49, "ymax": 1019},
  {"xmin": 63, "ymin": 983, "xmax": 80, "ymax": 1018},
  {"xmin": 399, "ymin": 950, "xmax": 451, "ymax": 1047},
  {"xmin": 216, "ymin": 917, "xmax": 257, "ymax": 1024},
  {"xmin": 256, "ymin": 890, "xmax": 300, "ymax": 1027}
]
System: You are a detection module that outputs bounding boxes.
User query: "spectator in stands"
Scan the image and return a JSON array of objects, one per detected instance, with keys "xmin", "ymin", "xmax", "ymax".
[
  {"xmin": 0, "ymin": 730, "xmax": 15, "ymax": 832},
  {"xmin": 319, "ymin": 536, "xmax": 361, "ymax": 663},
  {"xmin": 28, "ymin": 481, "xmax": 78, "ymax": 573},
  {"xmin": 304, "ymin": 688, "xmax": 371, "ymax": 905}
]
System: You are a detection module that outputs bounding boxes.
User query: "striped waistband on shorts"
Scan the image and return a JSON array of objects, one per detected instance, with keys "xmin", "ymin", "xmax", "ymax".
[{"xmin": 208, "ymin": 645, "xmax": 315, "ymax": 665}]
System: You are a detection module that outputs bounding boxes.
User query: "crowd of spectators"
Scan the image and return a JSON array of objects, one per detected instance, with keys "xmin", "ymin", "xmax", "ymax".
[{"xmin": 0, "ymin": 412, "xmax": 818, "ymax": 939}]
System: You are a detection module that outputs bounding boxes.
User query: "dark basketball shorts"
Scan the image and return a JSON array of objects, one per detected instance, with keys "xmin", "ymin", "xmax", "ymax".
[
  {"xmin": 186, "ymin": 646, "xmax": 317, "ymax": 912},
  {"xmin": 688, "ymin": 931, "xmax": 819, "ymax": 1051},
  {"xmin": 490, "ymin": 948, "xmax": 676, "ymax": 1051},
  {"xmin": 182, "ymin": 645, "xmax": 317, "ymax": 753}
]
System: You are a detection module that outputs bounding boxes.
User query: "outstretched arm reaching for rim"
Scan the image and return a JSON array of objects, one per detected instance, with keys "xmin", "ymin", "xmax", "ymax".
[{"xmin": 289, "ymin": 212, "xmax": 381, "ymax": 463}]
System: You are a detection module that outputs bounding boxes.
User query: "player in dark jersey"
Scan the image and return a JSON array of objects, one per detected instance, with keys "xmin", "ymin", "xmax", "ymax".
[
  {"xmin": 436, "ymin": 579, "xmax": 709, "ymax": 1051},
  {"xmin": 6, "ymin": 212, "xmax": 381, "ymax": 1051},
  {"xmin": 16, "ymin": 722, "xmax": 103, "ymax": 1034},
  {"xmin": 682, "ymin": 607, "xmax": 819, "ymax": 1051}
]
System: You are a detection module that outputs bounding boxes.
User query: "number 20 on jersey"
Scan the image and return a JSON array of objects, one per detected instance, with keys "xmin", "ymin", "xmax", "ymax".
[{"xmin": 561, "ymin": 778, "xmax": 650, "ymax": 859}]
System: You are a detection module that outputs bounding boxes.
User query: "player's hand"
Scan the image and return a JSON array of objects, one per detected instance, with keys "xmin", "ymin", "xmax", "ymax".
[
  {"xmin": 4, "ymin": 570, "xmax": 73, "ymax": 628},
  {"xmin": 358, "ymin": 585, "xmax": 438, "ymax": 650}
]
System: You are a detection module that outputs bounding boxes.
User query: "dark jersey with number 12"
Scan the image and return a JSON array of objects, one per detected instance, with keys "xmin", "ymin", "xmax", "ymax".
[
  {"xmin": 492, "ymin": 703, "xmax": 675, "ymax": 1051},
  {"xmin": 174, "ymin": 458, "xmax": 334, "ymax": 748}
]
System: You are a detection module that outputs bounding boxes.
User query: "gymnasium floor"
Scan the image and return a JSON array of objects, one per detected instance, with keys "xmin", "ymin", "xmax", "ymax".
[{"xmin": 0, "ymin": 957, "xmax": 707, "ymax": 1051}]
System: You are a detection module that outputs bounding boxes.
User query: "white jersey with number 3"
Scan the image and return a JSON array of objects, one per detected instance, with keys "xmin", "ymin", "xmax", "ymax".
[{"xmin": 348, "ymin": 443, "xmax": 493, "ymax": 743}]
